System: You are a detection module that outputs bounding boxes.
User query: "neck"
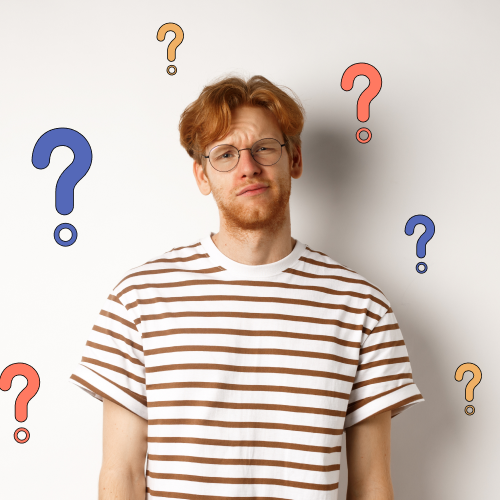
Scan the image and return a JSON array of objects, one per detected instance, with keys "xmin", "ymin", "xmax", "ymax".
[{"xmin": 212, "ymin": 224, "xmax": 296, "ymax": 266}]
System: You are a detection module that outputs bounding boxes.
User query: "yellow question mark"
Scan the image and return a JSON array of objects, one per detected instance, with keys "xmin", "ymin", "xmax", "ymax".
[
  {"xmin": 157, "ymin": 23, "xmax": 184, "ymax": 76},
  {"xmin": 455, "ymin": 362, "xmax": 482, "ymax": 415}
]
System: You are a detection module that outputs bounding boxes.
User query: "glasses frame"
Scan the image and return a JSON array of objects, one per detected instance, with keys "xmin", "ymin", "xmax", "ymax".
[{"xmin": 201, "ymin": 138, "xmax": 288, "ymax": 173}]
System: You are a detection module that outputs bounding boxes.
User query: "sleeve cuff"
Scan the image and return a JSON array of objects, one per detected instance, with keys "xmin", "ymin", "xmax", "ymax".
[
  {"xmin": 344, "ymin": 383, "xmax": 424, "ymax": 429},
  {"xmin": 69, "ymin": 363, "xmax": 148, "ymax": 420}
]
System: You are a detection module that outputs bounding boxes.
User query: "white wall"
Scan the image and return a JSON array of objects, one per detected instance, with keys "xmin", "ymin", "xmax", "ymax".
[{"xmin": 0, "ymin": 1, "xmax": 498, "ymax": 498}]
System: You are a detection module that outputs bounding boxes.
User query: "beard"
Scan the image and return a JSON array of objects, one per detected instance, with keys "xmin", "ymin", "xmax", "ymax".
[{"xmin": 209, "ymin": 171, "xmax": 292, "ymax": 235}]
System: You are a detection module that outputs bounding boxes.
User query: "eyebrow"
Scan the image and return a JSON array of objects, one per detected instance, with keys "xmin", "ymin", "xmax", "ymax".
[{"xmin": 209, "ymin": 137, "xmax": 284, "ymax": 150}]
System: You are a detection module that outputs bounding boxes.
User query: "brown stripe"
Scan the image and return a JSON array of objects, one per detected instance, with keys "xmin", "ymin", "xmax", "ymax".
[
  {"xmin": 117, "ymin": 279, "xmax": 390, "ymax": 310},
  {"xmin": 145, "ymin": 485, "xmax": 338, "ymax": 499},
  {"xmin": 154, "ymin": 253, "xmax": 209, "ymax": 264},
  {"xmin": 372, "ymin": 321, "xmax": 400, "ymax": 335},
  {"xmin": 358, "ymin": 356, "xmax": 410, "ymax": 371},
  {"xmin": 92, "ymin": 325, "xmax": 143, "ymax": 352},
  {"xmin": 146, "ymin": 470, "xmax": 338, "ymax": 491},
  {"xmin": 143, "ymin": 327, "xmax": 360, "ymax": 348},
  {"xmin": 171, "ymin": 242, "xmax": 202, "ymax": 251},
  {"xmin": 146, "ymin": 380, "xmax": 350, "ymax": 401},
  {"xmin": 144, "ymin": 344, "xmax": 358, "ymax": 367},
  {"xmin": 284, "ymin": 269, "xmax": 384, "ymax": 295},
  {"xmin": 147, "ymin": 452, "xmax": 341, "ymax": 470},
  {"xmin": 146, "ymin": 362, "xmax": 354, "ymax": 383},
  {"xmin": 70, "ymin": 373, "xmax": 145, "ymax": 411},
  {"xmin": 86, "ymin": 340, "xmax": 144, "ymax": 366},
  {"xmin": 116, "ymin": 267, "xmax": 224, "ymax": 288},
  {"xmin": 305, "ymin": 246, "xmax": 330, "ymax": 257},
  {"xmin": 100, "ymin": 309, "xmax": 138, "ymax": 332},
  {"xmin": 113, "ymin": 294, "xmax": 135, "ymax": 319},
  {"xmin": 148, "ymin": 400, "xmax": 345, "ymax": 418},
  {"xmin": 127, "ymin": 294, "xmax": 381, "ymax": 320},
  {"xmin": 346, "ymin": 382, "xmax": 415, "ymax": 414},
  {"xmin": 81, "ymin": 356, "xmax": 146, "ymax": 384},
  {"xmin": 299, "ymin": 256, "xmax": 348, "ymax": 271},
  {"xmin": 136, "ymin": 310, "xmax": 368, "ymax": 332},
  {"xmin": 108, "ymin": 294, "xmax": 121, "ymax": 305},
  {"xmin": 352, "ymin": 373, "xmax": 413, "ymax": 390},
  {"xmin": 360, "ymin": 339, "xmax": 406, "ymax": 354},
  {"xmin": 364, "ymin": 321, "xmax": 400, "ymax": 338},
  {"xmin": 147, "ymin": 417, "xmax": 344, "ymax": 436},
  {"xmin": 147, "ymin": 435, "xmax": 340, "ymax": 455},
  {"xmin": 127, "ymin": 243, "xmax": 202, "ymax": 271}
]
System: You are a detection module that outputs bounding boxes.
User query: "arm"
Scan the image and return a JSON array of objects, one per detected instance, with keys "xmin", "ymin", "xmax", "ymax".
[
  {"xmin": 99, "ymin": 398, "xmax": 148, "ymax": 500},
  {"xmin": 345, "ymin": 409, "xmax": 394, "ymax": 500}
]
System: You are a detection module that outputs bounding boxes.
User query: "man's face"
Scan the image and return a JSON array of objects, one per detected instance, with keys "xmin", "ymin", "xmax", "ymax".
[{"xmin": 194, "ymin": 105, "xmax": 302, "ymax": 233}]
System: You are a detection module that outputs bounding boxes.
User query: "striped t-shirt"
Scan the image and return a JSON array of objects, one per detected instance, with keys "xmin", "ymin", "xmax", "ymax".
[{"xmin": 70, "ymin": 234, "xmax": 424, "ymax": 500}]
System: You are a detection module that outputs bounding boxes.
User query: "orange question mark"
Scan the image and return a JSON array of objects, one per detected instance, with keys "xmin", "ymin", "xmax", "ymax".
[
  {"xmin": 341, "ymin": 62, "xmax": 382, "ymax": 143},
  {"xmin": 0, "ymin": 363, "xmax": 40, "ymax": 443},
  {"xmin": 157, "ymin": 23, "xmax": 184, "ymax": 76},
  {"xmin": 455, "ymin": 362, "xmax": 482, "ymax": 416}
]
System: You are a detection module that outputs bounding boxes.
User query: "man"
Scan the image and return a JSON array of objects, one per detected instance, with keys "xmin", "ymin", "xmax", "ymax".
[{"xmin": 70, "ymin": 74, "xmax": 424, "ymax": 500}]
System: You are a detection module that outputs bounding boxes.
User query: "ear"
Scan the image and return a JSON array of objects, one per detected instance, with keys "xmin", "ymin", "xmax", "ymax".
[
  {"xmin": 193, "ymin": 159, "xmax": 212, "ymax": 195},
  {"xmin": 290, "ymin": 145, "xmax": 303, "ymax": 180}
]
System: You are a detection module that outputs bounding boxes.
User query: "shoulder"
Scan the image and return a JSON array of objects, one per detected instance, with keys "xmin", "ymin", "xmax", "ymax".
[
  {"xmin": 291, "ymin": 243, "xmax": 392, "ymax": 315},
  {"xmin": 111, "ymin": 238, "xmax": 210, "ymax": 296}
]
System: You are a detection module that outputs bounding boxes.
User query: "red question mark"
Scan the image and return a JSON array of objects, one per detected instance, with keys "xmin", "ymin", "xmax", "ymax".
[
  {"xmin": 0, "ymin": 363, "xmax": 40, "ymax": 443},
  {"xmin": 341, "ymin": 63, "xmax": 382, "ymax": 143}
]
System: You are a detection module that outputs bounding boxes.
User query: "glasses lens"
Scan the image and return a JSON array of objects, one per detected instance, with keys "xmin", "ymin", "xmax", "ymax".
[
  {"xmin": 251, "ymin": 138, "xmax": 282, "ymax": 166},
  {"xmin": 209, "ymin": 145, "xmax": 239, "ymax": 171}
]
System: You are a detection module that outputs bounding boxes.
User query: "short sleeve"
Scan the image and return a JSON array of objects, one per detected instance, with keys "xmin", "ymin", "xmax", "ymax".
[
  {"xmin": 69, "ymin": 290, "xmax": 147, "ymax": 420},
  {"xmin": 344, "ymin": 305, "xmax": 424, "ymax": 429}
]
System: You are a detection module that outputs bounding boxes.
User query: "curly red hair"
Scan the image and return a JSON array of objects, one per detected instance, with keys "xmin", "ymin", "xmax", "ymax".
[{"xmin": 178, "ymin": 73, "xmax": 305, "ymax": 168}]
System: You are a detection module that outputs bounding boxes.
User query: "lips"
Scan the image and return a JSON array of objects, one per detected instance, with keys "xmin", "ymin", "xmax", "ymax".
[
  {"xmin": 242, "ymin": 187, "xmax": 267, "ymax": 197},
  {"xmin": 237, "ymin": 183, "xmax": 269, "ymax": 196}
]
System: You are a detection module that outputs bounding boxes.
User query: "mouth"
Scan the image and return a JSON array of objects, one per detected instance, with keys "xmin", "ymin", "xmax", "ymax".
[{"xmin": 240, "ymin": 186, "xmax": 269, "ymax": 196}]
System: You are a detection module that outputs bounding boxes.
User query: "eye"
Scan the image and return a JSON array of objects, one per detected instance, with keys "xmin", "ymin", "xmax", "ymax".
[
  {"xmin": 216, "ymin": 151, "xmax": 235, "ymax": 160},
  {"xmin": 211, "ymin": 146, "xmax": 237, "ymax": 161}
]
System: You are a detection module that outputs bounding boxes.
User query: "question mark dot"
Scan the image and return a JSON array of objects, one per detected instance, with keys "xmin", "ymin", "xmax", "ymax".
[
  {"xmin": 54, "ymin": 223, "xmax": 78, "ymax": 247},
  {"xmin": 465, "ymin": 405, "xmax": 475, "ymax": 416},
  {"xmin": 14, "ymin": 427, "xmax": 30, "ymax": 443},
  {"xmin": 356, "ymin": 128, "xmax": 372, "ymax": 143},
  {"xmin": 416, "ymin": 262, "xmax": 428, "ymax": 274},
  {"xmin": 167, "ymin": 65, "xmax": 177, "ymax": 75}
]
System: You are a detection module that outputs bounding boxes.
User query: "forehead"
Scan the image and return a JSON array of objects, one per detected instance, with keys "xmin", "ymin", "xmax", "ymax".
[{"xmin": 209, "ymin": 105, "xmax": 283, "ymax": 149}]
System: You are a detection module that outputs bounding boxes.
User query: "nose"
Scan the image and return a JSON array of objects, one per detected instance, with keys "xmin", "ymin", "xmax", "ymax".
[{"xmin": 237, "ymin": 148, "xmax": 262, "ymax": 177}]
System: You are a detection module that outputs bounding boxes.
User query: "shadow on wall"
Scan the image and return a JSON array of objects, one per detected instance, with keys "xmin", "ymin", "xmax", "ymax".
[
  {"xmin": 292, "ymin": 120, "xmax": 368, "ymax": 264},
  {"xmin": 293, "ymin": 120, "xmax": 449, "ymax": 500},
  {"xmin": 389, "ymin": 299, "xmax": 455, "ymax": 500}
]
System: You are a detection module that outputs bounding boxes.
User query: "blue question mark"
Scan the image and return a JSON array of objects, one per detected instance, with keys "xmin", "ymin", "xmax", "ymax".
[
  {"xmin": 405, "ymin": 214, "xmax": 435, "ymax": 273},
  {"xmin": 32, "ymin": 128, "xmax": 92, "ymax": 246}
]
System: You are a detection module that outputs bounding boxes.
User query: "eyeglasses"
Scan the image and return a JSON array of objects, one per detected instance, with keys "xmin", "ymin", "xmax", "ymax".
[{"xmin": 201, "ymin": 138, "xmax": 288, "ymax": 172}]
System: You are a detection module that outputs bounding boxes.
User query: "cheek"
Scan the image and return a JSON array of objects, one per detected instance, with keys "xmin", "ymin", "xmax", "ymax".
[
  {"xmin": 272, "ymin": 163, "xmax": 292, "ymax": 183},
  {"xmin": 209, "ymin": 176, "xmax": 232, "ymax": 197}
]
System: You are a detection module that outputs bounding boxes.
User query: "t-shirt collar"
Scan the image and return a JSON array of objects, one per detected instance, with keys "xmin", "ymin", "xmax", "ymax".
[{"xmin": 200, "ymin": 233, "xmax": 306, "ymax": 278}]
